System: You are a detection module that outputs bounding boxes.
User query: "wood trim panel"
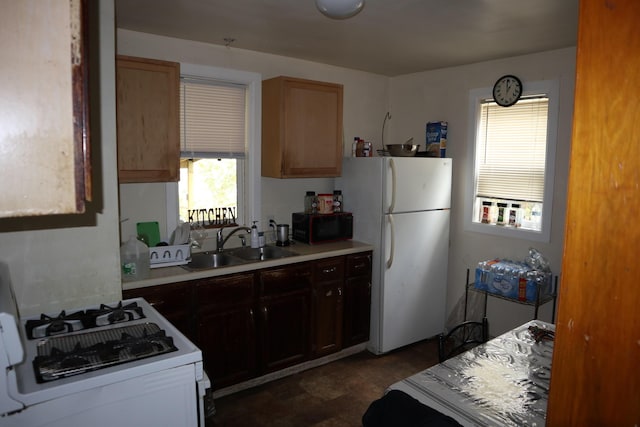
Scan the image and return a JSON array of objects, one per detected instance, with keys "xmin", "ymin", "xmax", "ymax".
[{"xmin": 547, "ymin": 0, "xmax": 640, "ymax": 425}]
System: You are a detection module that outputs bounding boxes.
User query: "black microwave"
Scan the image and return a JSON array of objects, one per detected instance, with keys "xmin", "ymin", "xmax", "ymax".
[{"xmin": 292, "ymin": 212, "xmax": 353, "ymax": 244}]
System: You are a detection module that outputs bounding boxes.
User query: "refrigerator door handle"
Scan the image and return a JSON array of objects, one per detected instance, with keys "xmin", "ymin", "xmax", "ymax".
[
  {"xmin": 386, "ymin": 214, "xmax": 395, "ymax": 269},
  {"xmin": 388, "ymin": 158, "xmax": 396, "ymax": 214}
]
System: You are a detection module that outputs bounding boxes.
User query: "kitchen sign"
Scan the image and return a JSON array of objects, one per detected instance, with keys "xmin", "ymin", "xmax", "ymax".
[{"xmin": 188, "ymin": 207, "xmax": 237, "ymax": 227}]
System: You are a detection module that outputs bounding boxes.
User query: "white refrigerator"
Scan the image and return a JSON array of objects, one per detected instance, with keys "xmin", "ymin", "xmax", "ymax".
[{"xmin": 337, "ymin": 157, "xmax": 452, "ymax": 354}]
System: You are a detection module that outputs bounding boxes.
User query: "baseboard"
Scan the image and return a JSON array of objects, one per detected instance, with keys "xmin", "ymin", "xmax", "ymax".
[{"xmin": 212, "ymin": 342, "xmax": 369, "ymax": 399}]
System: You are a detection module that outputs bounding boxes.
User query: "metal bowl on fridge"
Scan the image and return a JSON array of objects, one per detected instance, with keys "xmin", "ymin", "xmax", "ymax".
[{"xmin": 385, "ymin": 138, "xmax": 418, "ymax": 157}]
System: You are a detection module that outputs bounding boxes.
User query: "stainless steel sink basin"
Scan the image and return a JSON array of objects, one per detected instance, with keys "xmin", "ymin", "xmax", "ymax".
[
  {"xmin": 183, "ymin": 252, "xmax": 245, "ymax": 270},
  {"xmin": 229, "ymin": 246, "xmax": 297, "ymax": 261}
]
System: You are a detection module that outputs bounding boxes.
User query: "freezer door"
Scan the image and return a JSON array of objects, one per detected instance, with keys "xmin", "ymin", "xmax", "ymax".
[
  {"xmin": 383, "ymin": 158, "xmax": 452, "ymax": 213},
  {"xmin": 379, "ymin": 209, "xmax": 449, "ymax": 353}
]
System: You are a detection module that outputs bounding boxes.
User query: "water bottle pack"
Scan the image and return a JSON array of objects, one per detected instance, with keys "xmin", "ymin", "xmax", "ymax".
[{"xmin": 475, "ymin": 257, "xmax": 551, "ymax": 302}]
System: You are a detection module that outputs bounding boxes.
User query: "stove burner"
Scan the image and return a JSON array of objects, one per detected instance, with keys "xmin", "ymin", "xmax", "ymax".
[
  {"xmin": 33, "ymin": 323, "xmax": 177, "ymax": 383},
  {"xmin": 25, "ymin": 310, "xmax": 86, "ymax": 339},
  {"xmin": 87, "ymin": 302, "xmax": 146, "ymax": 328}
]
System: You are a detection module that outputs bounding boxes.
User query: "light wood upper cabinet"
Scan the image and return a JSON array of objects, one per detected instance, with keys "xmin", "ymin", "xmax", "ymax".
[
  {"xmin": 116, "ymin": 56, "xmax": 180, "ymax": 183},
  {"xmin": 0, "ymin": 0, "xmax": 91, "ymax": 217},
  {"xmin": 262, "ymin": 76, "xmax": 343, "ymax": 178}
]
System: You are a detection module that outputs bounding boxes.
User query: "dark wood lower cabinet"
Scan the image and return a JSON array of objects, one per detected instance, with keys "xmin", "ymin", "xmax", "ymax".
[
  {"xmin": 312, "ymin": 257, "xmax": 344, "ymax": 357},
  {"xmin": 123, "ymin": 281, "xmax": 195, "ymax": 343},
  {"xmin": 258, "ymin": 264, "xmax": 312, "ymax": 373},
  {"xmin": 196, "ymin": 273, "xmax": 256, "ymax": 389},
  {"xmin": 123, "ymin": 251, "xmax": 371, "ymax": 390},
  {"xmin": 343, "ymin": 252, "xmax": 372, "ymax": 347}
]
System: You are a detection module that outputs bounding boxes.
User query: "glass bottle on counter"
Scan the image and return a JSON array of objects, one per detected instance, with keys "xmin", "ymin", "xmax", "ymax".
[
  {"xmin": 304, "ymin": 191, "xmax": 318, "ymax": 214},
  {"xmin": 333, "ymin": 190, "xmax": 343, "ymax": 213}
]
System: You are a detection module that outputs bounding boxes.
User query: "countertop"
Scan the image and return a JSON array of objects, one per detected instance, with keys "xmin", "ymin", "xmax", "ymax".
[{"xmin": 122, "ymin": 240, "xmax": 374, "ymax": 290}]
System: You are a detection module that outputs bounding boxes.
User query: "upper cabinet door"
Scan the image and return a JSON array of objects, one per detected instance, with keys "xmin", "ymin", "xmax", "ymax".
[
  {"xmin": 0, "ymin": 0, "xmax": 91, "ymax": 218},
  {"xmin": 262, "ymin": 76, "xmax": 344, "ymax": 178},
  {"xmin": 116, "ymin": 56, "xmax": 180, "ymax": 183}
]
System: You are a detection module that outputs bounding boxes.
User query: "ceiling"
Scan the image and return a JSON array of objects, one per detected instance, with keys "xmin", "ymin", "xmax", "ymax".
[{"xmin": 114, "ymin": 0, "xmax": 579, "ymax": 77}]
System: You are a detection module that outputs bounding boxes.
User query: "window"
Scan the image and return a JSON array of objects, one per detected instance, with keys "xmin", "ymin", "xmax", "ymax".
[
  {"xmin": 179, "ymin": 78, "xmax": 246, "ymax": 228},
  {"xmin": 165, "ymin": 64, "xmax": 261, "ymax": 236},
  {"xmin": 465, "ymin": 80, "xmax": 559, "ymax": 242}
]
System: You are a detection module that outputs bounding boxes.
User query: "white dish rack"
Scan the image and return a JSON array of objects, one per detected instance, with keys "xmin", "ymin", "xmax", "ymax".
[{"xmin": 149, "ymin": 244, "xmax": 190, "ymax": 268}]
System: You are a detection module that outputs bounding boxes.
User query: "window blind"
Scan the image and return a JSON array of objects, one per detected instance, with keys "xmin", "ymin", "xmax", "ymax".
[
  {"xmin": 180, "ymin": 77, "xmax": 246, "ymax": 158},
  {"xmin": 475, "ymin": 97, "xmax": 549, "ymax": 202}
]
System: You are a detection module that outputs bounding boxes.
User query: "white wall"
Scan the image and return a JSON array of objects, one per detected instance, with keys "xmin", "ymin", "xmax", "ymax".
[
  {"xmin": 116, "ymin": 29, "xmax": 390, "ymax": 246},
  {"xmin": 389, "ymin": 48, "xmax": 576, "ymax": 335},
  {"xmin": 0, "ymin": 0, "xmax": 121, "ymax": 316},
  {"xmin": 117, "ymin": 30, "xmax": 575, "ymax": 335}
]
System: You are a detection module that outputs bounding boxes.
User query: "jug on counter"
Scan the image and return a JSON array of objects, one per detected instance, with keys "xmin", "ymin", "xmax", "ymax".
[{"xmin": 121, "ymin": 235, "xmax": 150, "ymax": 281}]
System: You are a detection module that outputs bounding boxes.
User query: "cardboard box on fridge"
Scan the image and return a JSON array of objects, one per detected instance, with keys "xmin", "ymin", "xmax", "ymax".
[{"xmin": 426, "ymin": 121, "xmax": 447, "ymax": 157}]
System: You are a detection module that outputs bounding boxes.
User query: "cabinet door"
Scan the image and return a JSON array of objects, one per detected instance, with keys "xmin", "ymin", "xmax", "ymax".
[
  {"xmin": 343, "ymin": 253, "xmax": 372, "ymax": 347},
  {"xmin": 116, "ymin": 55, "xmax": 180, "ymax": 183},
  {"xmin": 312, "ymin": 257, "xmax": 344, "ymax": 357},
  {"xmin": 0, "ymin": 0, "xmax": 91, "ymax": 217},
  {"xmin": 196, "ymin": 273, "xmax": 257, "ymax": 389},
  {"xmin": 123, "ymin": 282, "xmax": 194, "ymax": 342},
  {"xmin": 258, "ymin": 264, "xmax": 312, "ymax": 372},
  {"xmin": 262, "ymin": 76, "xmax": 343, "ymax": 178}
]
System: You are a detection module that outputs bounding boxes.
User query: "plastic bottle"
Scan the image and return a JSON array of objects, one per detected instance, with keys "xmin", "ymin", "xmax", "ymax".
[
  {"xmin": 121, "ymin": 235, "xmax": 150, "ymax": 282},
  {"xmin": 250, "ymin": 221, "xmax": 259, "ymax": 248},
  {"xmin": 352, "ymin": 137, "xmax": 359, "ymax": 157}
]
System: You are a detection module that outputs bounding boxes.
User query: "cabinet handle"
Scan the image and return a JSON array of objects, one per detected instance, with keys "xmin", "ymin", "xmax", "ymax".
[
  {"xmin": 354, "ymin": 263, "xmax": 365, "ymax": 270},
  {"xmin": 326, "ymin": 290, "xmax": 333, "ymax": 297},
  {"xmin": 322, "ymin": 267, "xmax": 337, "ymax": 274},
  {"xmin": 262, "ymin": 306, "xmax": 268, "ymax": 321},
  {"xmin": 338, "ymin": 287, "xmax": 342, "ymax": 296}
]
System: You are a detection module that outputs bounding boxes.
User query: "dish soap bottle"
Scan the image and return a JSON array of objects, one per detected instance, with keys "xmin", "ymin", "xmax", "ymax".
[
  {"xmin": 250, "ymin": 221, "xmax": 260, "ymax": 248},
  {"xmin": 120, "ymin": 235, "xmax": 150, "ymax": 281}
]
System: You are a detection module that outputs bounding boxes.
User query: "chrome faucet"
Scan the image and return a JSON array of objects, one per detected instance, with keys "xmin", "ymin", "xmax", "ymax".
[{"xmin": 216, "ymin": 226, "xmax": 252, "ymax": 252}]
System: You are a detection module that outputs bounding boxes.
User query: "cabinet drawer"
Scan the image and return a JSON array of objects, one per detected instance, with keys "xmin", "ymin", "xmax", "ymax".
[
  {"xmin": 259, "ymin": 264, "xmax": 312, "ymax": 296},
  {"xmin": 314, "ymin": 257, "xmax": 345, "ymax": 283},
  {"xmin": 346, "ymin": 252, "xmax": 372, "ymax": 277},
  {"xmin": 196, "ymin": 273, "xmax": 255, "ymax": 308},
  {"xmin": 123, "ymin": 282, "xmax": 191, "ymax": 314}
]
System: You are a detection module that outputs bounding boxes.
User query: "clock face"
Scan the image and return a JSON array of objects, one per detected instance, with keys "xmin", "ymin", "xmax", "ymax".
[{"xmin": 492, "ymin": 75, "xmax": 522, "ymax": 107}]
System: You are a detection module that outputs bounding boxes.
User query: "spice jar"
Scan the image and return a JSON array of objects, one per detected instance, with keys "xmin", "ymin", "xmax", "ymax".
[
  {"xmin": 497, "ymin": 203, "xmax": 508, "ymax": 225},
  {"xmin": 481, "ymin": 201, "xmax": 492, "ymax": 224}
]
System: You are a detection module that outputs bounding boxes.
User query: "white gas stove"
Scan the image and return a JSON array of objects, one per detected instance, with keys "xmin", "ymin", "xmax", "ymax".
[{"xmin": 0, "ymin": 264, "xmax": 210, "ymax": 427}]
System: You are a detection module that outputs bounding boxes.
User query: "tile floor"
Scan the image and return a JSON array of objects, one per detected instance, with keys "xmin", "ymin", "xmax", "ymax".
[{"xmin": 206, "ymin": 338, "xmax": 440, "ymax": 427}]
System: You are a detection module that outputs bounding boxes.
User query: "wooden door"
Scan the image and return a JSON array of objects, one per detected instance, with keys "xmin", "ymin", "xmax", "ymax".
[{"xmin": 547, "ymin": 0, "xmax": 640, "ymax": 425}]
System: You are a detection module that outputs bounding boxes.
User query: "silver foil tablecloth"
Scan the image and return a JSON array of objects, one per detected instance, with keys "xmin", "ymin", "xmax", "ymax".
[{"xmin": 389, "ymin": 320, "xmax": 555, "ymax": 426}]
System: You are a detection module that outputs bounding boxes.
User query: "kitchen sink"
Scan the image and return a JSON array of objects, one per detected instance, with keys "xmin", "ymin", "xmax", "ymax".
[
  {"xmin": 228, "ymin": 246, "xmax": 297, "ymax": 261},
  {"xmin": 183, "ymin": 252, "xmax": 246, "ymax": 270}
]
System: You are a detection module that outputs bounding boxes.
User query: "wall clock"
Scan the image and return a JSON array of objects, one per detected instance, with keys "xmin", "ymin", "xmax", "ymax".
[{"xmin": 492, "ymin": 75, "xmax": 522, "ymax": 107}]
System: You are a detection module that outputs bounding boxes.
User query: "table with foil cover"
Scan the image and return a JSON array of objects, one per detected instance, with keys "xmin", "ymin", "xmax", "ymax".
[{"xmin": 389, "ymin": 320, "xmax": 555, "ymax": 426}]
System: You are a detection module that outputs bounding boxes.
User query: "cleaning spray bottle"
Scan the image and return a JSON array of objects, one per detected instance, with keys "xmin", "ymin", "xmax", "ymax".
[{"xmin": 250, "ymin": 221, "xmax": 260, "ymax": 248}]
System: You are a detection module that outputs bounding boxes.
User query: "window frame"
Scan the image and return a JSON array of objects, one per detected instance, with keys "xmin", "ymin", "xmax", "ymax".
[
  {"xmin": 464, "ymin": 79, "xmax": 559, "ymax": 242},
  {"xmin": 165, "ymin": 63, "xmax": 261, "ymax": 236}
]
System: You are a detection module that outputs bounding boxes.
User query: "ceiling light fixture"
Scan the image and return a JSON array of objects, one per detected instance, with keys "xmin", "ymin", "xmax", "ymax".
[{"xmin": 315, "ymin": 0, "xmax": 364, "ymax": 19}]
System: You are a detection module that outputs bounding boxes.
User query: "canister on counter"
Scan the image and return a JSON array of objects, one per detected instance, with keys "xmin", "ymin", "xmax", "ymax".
[
  {"xmin": 304, "ymin": 191, "xmax": 318, "ymax": 214},
  {"xmin": 333, "ymin": 190, "xmax": 343, "ymax": 213},
  {"xmin": 317, "ymin": 194, "xmax": 334, "ymax": 214}
]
